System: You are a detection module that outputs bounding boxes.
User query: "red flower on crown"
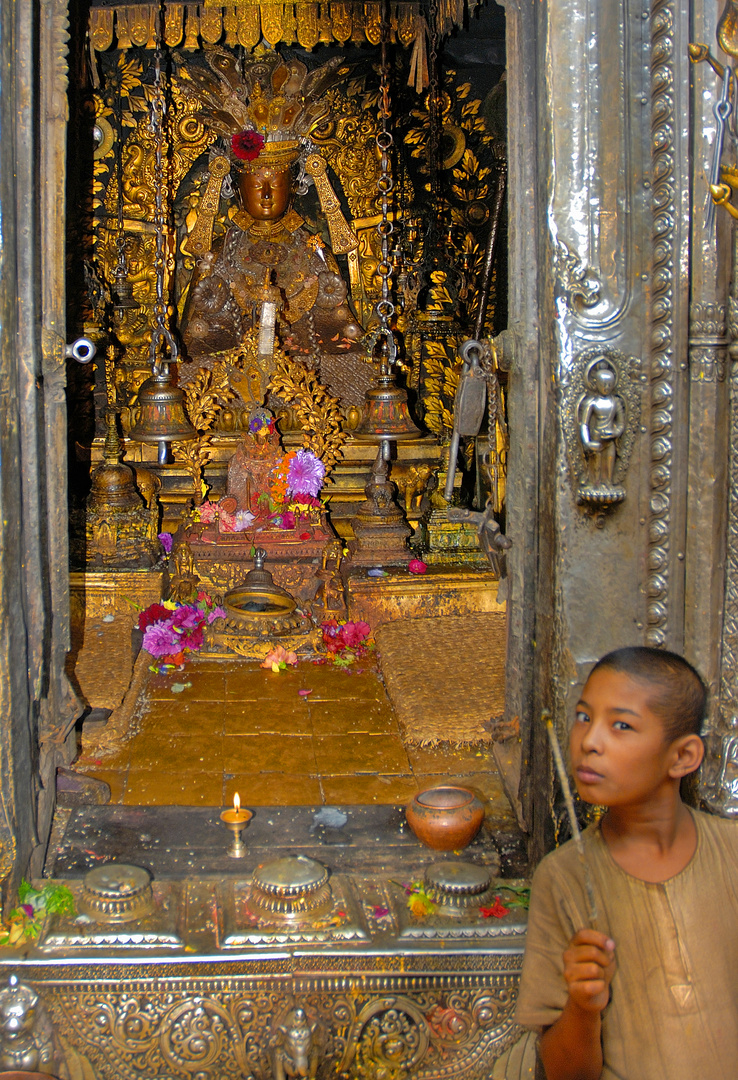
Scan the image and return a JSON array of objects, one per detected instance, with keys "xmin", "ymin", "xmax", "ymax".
[{"xmin": 231, "ymin": 130, "xmax": 265, "ymax": 162}]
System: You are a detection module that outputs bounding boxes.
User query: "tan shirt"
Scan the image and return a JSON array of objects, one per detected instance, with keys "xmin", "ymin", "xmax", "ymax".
[{"xmin": 515, "ymin": 809, "xmax": 738, "ymax": 1080}]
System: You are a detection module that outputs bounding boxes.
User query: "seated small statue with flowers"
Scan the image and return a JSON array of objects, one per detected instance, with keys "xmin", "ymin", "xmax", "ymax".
[{"xmin": 196, "ymin": 406, "xmax": 333, "ymax": 551}]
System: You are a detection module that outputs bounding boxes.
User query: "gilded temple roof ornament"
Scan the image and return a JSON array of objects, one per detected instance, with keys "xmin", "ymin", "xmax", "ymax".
[{"xmin": 88, "ymin": 3, "xmax": 475, "ymax": 55}]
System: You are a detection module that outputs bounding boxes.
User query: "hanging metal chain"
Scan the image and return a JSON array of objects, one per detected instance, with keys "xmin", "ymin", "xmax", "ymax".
[
  {"xmin": 149, "ymin": 1, "xmax": 178, "ymax": 373},
  {"xmin": 426, "ymin": 0, "xmax": 442, "ymax": 245},
  {"xmin": 114, "ymin": 78, "xmax": 127, "ymax": 280},
  {"xmin": 365, "ymin": 0, "xmax": 397, "ymax": 370},
  {"xmin": 480, "ymin": 339, "xmax": 507, "ymax": 514},
  {"xmin": 706, "ymin": 62, "xmax": 734, "ymax": 234}
]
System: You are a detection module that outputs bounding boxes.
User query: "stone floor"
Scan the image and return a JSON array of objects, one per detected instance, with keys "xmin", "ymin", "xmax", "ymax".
[{"xmin": 74, "ymin": 655, "xmax": 515, "ymax": 824}]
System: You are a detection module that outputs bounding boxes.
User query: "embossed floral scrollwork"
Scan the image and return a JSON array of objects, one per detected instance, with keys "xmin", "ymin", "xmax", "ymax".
[
  {"xmin": 340, "ymin": 997, "xmax": 430, "ymax": 1080},
  {"xmin": 160, "ymin": 996, "xmax": 258, "ymax": 1079}
]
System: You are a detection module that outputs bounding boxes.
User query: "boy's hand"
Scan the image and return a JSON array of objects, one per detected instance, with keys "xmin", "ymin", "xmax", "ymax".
[{"xmin": 563, "ymin": 929, "xmax": 616, "ymax": 1013}]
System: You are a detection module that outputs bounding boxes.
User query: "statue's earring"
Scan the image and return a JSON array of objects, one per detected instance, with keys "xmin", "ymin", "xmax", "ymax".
[
  {"xmin": 294, "ymin": 160, "xmax": 309, "ymax": 197},
  {"xmin": 222, "ymin": 172, "xmax": 235, "ymax": 199}
]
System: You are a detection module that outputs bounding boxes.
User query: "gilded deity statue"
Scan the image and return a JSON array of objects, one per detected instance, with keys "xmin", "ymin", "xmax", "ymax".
[{"xmin": 179, "ymin": 50, "xmax": 376, "ymax": 409}]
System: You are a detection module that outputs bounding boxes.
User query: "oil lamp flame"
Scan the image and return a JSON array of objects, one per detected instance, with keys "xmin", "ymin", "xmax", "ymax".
[{"xmin": 234, "ymin": 792, "xmax": 240, "ymax": 813}]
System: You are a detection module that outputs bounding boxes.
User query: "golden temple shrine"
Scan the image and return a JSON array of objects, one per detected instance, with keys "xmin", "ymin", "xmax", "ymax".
[{"xmin": 0, "ymin": 0, "xmax": 736, "ymax": 1075}]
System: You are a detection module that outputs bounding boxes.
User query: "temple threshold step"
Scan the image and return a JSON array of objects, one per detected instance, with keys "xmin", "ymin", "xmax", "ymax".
[{"xmin": 51, "ymin": 803, "xmax": 526, "ymax": 880}]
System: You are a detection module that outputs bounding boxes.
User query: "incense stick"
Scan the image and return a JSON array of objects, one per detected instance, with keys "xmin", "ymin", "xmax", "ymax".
[{"xmin": 545, "ymin": 713, "xmax": 599, "ymax": 928}]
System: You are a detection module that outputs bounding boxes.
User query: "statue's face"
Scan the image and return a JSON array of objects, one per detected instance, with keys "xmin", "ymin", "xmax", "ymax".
[
  {"xmin": 593, "ymin": 368, "xmax": 616, "ymax": 395},
  {"xmin": 240, "ymin": 166, "xmax": 292, "ymax": 221}
]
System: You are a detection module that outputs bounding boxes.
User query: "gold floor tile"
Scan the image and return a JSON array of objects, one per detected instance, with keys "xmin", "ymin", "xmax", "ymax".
[
  {"xmin": 302, "ymin": 666, "xmax": 387, "ymax": 703},
  {"xmin": 137, "ymin": 699, "xmax": 226, "ymax": 735},
  {"xmin": 178, "ymin": 671, "xmax": 227, "ymax": 701},
  {"xmin": 73, "ymin": 768, "xmax": 128, "ymax": 804},
  {"xmin": 314, "ymin": 733, "xmax": 411, "ymax": 776},
  {"xmin": 224, "ymin": 705, "xmax": 311, "ymax": 736},
  {"xmin": 147, "ymin": 672, "xmax": 193, "ymax": 700},
  {"xmin": 225, "ymin": 773, "xmax": 323, "ymax": 807},
  {"xmin": 225, "ymin": 666, "xmax": 303, "ymax": 701},
  {"xmin": 309, "ymin": 702, "xmax": 397, "ymax": 736},
  {"xmin": 129, "ymin": 732, "xmax": 221, "ymax": 772},
  {"xmin": 320, "ymin": 774, "xmax": 418, "ymax": 805},
  {"xmin": 124, "ymin": 769, "xmax": 223, "ymax": 806},
  {"xmin": 222, "ymin": 734, "xmax": 317, "ymax": 774},
  {"xmin": 407, "ymin": 743, "xmax": 497, "ymax": 774}
]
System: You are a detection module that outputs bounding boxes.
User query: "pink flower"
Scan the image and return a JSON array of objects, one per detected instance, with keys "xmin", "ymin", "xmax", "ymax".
[
  {"xmin": 207, "ymin": 606, "xmax": 227, "ymax": 624},
  {"xmin": 280, "ymin": 511, "xmax": 296, "ymax": 530},
  {"xmin": 260, "ymin": 645, "xmax": 298, "ymax": 672},
  {"xmin": 143, "ymin": 620, "xmax": 179, "ymax": 657},
  {"xmin": 321, "ymin": 619, "xmax": 371, "ymax": 653},
  {"xmin": 287, "ymin": 450, "xmax": 325, "ymax": 498},
  {"xmin": 219, "ymin": 510, "xmax": 236, "ymax": 532},
  {"xmin": 291, "ymin": 493, "xmax": 321, "ymax": 508},
  {"xmin": 408, "ymin": 558, "xmax": 427, "ymax": 575},
  {"xmin": 171, "ymin": 605, "xmax": 204, "ymax": 631},
  {"xmin": 199, "ymin": 501, "xmax": 216, "ymax": 524},
  {"xmin": 231, "ymin": 130, "xmax": 265, "ymax": 162},
  {"xmin": 340, "ymin": 621, "xmax": 371, "ymax": 648}
]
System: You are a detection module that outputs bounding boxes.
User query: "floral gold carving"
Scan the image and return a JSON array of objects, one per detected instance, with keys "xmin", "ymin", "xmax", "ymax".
[{"xmin": 268, "ymin": 355, "xmax": 347, "ymax": 472}]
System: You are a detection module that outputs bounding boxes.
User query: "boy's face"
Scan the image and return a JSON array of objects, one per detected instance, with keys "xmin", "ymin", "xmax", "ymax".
[{"xmin": 569, "ymin": 667, "xmax": 701, "ymax": 807}]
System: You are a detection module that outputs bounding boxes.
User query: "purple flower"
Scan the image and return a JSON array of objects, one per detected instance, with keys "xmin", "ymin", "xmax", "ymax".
[
  {"xmin": 207, "ymin": 606, "xmax": 227, "ymax": 624},
  {"xmin": 19, "ymin": 904, "xmax": 34, "ymax": 919},
  {"xmin": 287, "ymin": 450, "xmax": 325, "ymax": 498},
  {"xmin": 142, "ymin": 620, "xmax": 179, "ymax": 657},
  {"xmin": 234, "ymin": 510, "xmax": 255, "ymax": 532},
  {"xmin": 158, "ymin": 532, "xmax": 173, "ymax": 555}
]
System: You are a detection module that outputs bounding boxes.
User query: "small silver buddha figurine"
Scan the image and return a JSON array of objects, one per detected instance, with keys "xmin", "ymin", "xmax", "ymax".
[{"xmin": 577, "ymin": 357, "xmax": 626, "ymax": 493}]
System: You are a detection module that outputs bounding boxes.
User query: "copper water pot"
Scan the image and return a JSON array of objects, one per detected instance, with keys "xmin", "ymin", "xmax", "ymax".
[{"xmin": 405, "ymin": 786, "xmax": 484, "ymax": 851}]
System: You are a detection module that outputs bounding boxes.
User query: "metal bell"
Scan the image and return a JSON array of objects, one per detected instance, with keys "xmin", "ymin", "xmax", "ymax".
[
  {"xmin": 129, "ymin": 367, "xmax": 197, "ymax": 464},
  {"xmin": 113, "ymin": 262, "xmax": 140, "ymax": 312},
  {"xmin": 353, "ymin": 373, "xmax": 420, "ymax": 443}
]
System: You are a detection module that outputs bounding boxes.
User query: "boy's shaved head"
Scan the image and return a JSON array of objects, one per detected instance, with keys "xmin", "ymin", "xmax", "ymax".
[{"xmin": 590, "ymin": 646, "xmax": 706, "ymax": 741}]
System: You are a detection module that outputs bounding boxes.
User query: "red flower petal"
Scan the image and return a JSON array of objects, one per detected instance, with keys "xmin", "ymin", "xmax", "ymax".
[{"xmin": 231, "ymin": 130, "xmax": 265, "ymax": 162}]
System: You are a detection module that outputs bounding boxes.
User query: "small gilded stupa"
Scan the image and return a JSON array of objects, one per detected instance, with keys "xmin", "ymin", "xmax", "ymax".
[{"xmin": 71, "ymin": 410, "xmax": 161, "ymax": 569}]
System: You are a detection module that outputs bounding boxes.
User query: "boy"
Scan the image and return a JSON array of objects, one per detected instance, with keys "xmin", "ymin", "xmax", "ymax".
[{"xmin": 515, "ymin": 646, "xmax": 738, "ymax": 1080}]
